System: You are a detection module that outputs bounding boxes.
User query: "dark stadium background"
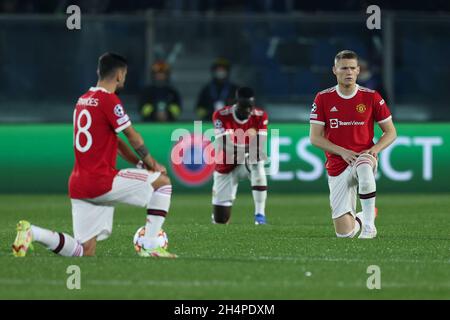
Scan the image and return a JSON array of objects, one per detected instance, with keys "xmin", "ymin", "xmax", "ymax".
[{"xmin": 1, "ymin": 0, "xmax": 450, "ymax": 123}]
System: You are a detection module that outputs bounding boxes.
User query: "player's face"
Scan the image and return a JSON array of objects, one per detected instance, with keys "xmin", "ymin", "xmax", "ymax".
[
  {"xmin": 213, "ymin": 67, "xmax": 228, "ymax": 81},
  {"xmin": 333, "ymin": 59, "xmax": 360, "ymax": 87},
  {"xmin": 236, "ymin": 100, "xmax": 253, "ymax": 118}
]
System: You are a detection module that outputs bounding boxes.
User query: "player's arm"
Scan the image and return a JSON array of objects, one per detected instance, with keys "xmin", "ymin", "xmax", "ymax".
[
  {"xmin": 255, "ymin": 130, "xmax": 268, "ymax": 162},
  {"xmin": 122, "ymin": 125, "xmax": 166, "ymax": 174},
  {"xmin": 363, "ymin": 119, "xmax": 397, "ymax": 159},
  {"xmin": 212, "ymin": 112, "xmax": 233, "ymax": 164},
  {"xmin": 117, "ymin": 137, "xmax": 141, "ymax": 165},
  {"xmin": 249, "ymin": 113, "xmax": 269, "ymax": 163},
  {"xmin": 309, "ymin": 123, "xmax": 359, "ymax": 166}
]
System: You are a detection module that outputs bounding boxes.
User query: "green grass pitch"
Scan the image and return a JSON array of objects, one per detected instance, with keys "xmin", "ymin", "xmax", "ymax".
[{"xmin": 0, "ymin": 193, "xmax": 449, "ymax": 299}]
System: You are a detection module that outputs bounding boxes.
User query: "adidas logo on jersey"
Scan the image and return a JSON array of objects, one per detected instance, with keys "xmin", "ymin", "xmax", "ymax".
[{"xmin": 330, "ymin": 106, "xmax": 339, "ymax": 112}]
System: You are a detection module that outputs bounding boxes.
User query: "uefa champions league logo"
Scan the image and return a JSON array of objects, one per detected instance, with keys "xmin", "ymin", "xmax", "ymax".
[
  {"xmin": 113, "ymin": 104, "xmax": 125, "ymax": 117},
  {"xmin": 170, "ymin": 121, "xmax": 279, "ymax": 179},
  {"xmin": 171, "ymin": 133, "xmax": 216, "ymax": 186}
]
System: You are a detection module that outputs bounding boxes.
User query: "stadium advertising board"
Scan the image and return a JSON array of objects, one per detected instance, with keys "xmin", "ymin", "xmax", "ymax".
[{"xmin": 0, "ymin": 123, "xmax": 447, "ymax": 193}]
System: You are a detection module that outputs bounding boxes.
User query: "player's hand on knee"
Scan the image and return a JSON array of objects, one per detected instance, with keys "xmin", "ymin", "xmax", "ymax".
[
  {"xmin": 154, "ymin": 162, "xmax": 167, "ymax": 174},
  {"xmin": 339, "ymin": 148, "xmax": 359, "ymax": 166},
  {"xmin": 361, "ymin": 147, "xmax": 379, "ymax": 160}
]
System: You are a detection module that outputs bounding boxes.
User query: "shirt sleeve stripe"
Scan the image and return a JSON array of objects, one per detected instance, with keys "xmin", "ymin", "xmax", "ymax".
[
  {"xmin": 310, "ymin": 120, "xmax": 325, "ymax": 126},
  {"xmin": 378, "ymin": 115, "xmax": 392, "ymax": 124},
  {"xmin": 215, "ymin": 132, "xmax": 231, "ymax": 139},
  {"xmin": 115, "ymin": 121, "xmax": 131, "ymax": 133}
]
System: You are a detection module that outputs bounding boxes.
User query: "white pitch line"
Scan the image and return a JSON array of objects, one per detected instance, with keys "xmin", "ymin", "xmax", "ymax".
[
  {"xmin": 182, "ymin": 255, "xmax": 450, "ymax": 265},
  {"xmin": 2, "ymin": 255, "xmax": 448, "ymax": 265},
  {"xmin": 0, "ymin": 278, "xmax": 449, "ymax": 290}
]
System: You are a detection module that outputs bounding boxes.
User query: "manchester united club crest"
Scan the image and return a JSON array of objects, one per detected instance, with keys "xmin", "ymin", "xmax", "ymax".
[{"xmin": 356, "ymin": 104, "xmax": 366, "ymax": 113}]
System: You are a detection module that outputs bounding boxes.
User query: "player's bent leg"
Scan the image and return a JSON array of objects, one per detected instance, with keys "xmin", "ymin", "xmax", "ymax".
[
  {"xmin": 211, "ymin": 170, "xmax": 237, "ymax": 224},
  {"xmin": 94, "ymin": 170, "xmax": 176, "ymax": 258},
  {"xmin": 142, "ymin": 173, "xmax": 176, "ymax": 257},
  {"xmin": 33, "ymin": 226, "xmax": 84, "ymax": 257},
  {"xmin": 213, "ymin": 203, "xmax": 232, "ymax": 224},
  {"xmin": 333, "ymin": 213, "xmax": 359, "ymax": 238},
  {"xmin": 151, "ymin": 173, "xmax": 171, "ymax": 190},
  {"xmin": 72, "ymin": 199, "xmax": 114, "ymax": 256},
  {"xmin": 251, "ymin": 161, "xmax": 268, "ymax": 225},
  {"xmin": 328, "ymin": 167, "xmax": 360, "ymax": 238},
  {"xmin": 82, "ymin": 237, "xmax": 97, "ymax": 256},
  {"xmin": 13, "ymin": 221, "xmax": 84, "ymax": 257},
  {"xmin": 355, "ymin": 154, "xmax": 377, "ymax": 239}
]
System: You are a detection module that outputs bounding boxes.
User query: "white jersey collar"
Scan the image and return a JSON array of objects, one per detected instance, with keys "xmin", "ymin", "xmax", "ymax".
[
  {"xmin": 336, "ymin": 84, "xmax": 359, "ymax": 99},
  {"xmin": 89, "ymin": 86, "xmax": 111, "ymax": 93}
]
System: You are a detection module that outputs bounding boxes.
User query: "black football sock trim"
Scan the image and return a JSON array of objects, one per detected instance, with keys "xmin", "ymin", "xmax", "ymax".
[
  {"xmin": 359, "ymin": 191, "xmax": 376, "ymax": 199},
  {"xmin": 252, "ymin": 186, "xmax": 268, "ymax": 191},
  {"xmin": 147, "ymin": 209, "xmax": 167, "ymax": 217},
  {"xmin": 53, "ymin": 233, "xmax": 65, "ymax": 254}
]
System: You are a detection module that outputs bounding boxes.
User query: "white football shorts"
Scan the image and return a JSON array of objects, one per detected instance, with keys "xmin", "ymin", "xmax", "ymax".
[
  {"xmin": 71, "ymin": 169, "xmax": 161, "ymax": 244},
  {"xmin": 328, "ymin": 155, "xmax": 377, "ymax": 219},
  {"xmin": 212, "ymin": 164, "xmax": 250, "ymax": 205}
]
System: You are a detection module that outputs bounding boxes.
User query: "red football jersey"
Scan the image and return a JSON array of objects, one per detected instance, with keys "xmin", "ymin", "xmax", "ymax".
[
  {"xmin": 310, "ymin": 85, "xmax": 392, "ymax": 176},
  {"xmin": 213, "ymin": 105, "xmax": 268, "ymax": 174},
  {"xmin": 69, "ymin": 87, "xmax": 131, "ymax": 199}
]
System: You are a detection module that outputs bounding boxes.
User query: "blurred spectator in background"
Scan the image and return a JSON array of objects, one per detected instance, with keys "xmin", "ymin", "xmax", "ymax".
[
  {"xmin": 195, "ymin": 58, "xmax": 239, "ymax": 121},
  {"xmin": 358, "ymin": 60, "xmax": 379, "ymax": 89},
  {"xmin": 139, "ymin": 60, "xmax": 182, "ymax": 122},
  {"xmin": 358, "ymin": 59, "xmax": 387, "ymax": 99}
]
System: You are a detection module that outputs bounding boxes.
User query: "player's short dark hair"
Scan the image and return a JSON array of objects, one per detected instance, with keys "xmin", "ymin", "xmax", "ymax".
[
  {"xmin": 236, "ymin": 87, "xmax": 254, "ymax": 99},
  {"xmin": 334, "ymin": 50, "xmax": 359, "ymax": 63},
  {"xmin": 97, "ymin": 52, "xmax": 128, "ymax": 80}
]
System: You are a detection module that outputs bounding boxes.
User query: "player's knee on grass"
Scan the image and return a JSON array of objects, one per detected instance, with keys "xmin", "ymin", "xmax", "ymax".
[
  {"xmin": 213, "ymin": 205, "xmax": 232, "ymax": 224},
  {"xmin": 82, "ymin": 238, "xmax": 97, "ymax": 256},
  {"xmin": 334, "ymin": 213, "xmax": 355, "ymax": 237}
]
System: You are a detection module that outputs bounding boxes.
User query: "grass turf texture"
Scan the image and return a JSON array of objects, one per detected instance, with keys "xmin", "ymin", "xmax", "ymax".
[{"xmin": 0, "ymin": 194, "xmax": 449, "ymax": 299}]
